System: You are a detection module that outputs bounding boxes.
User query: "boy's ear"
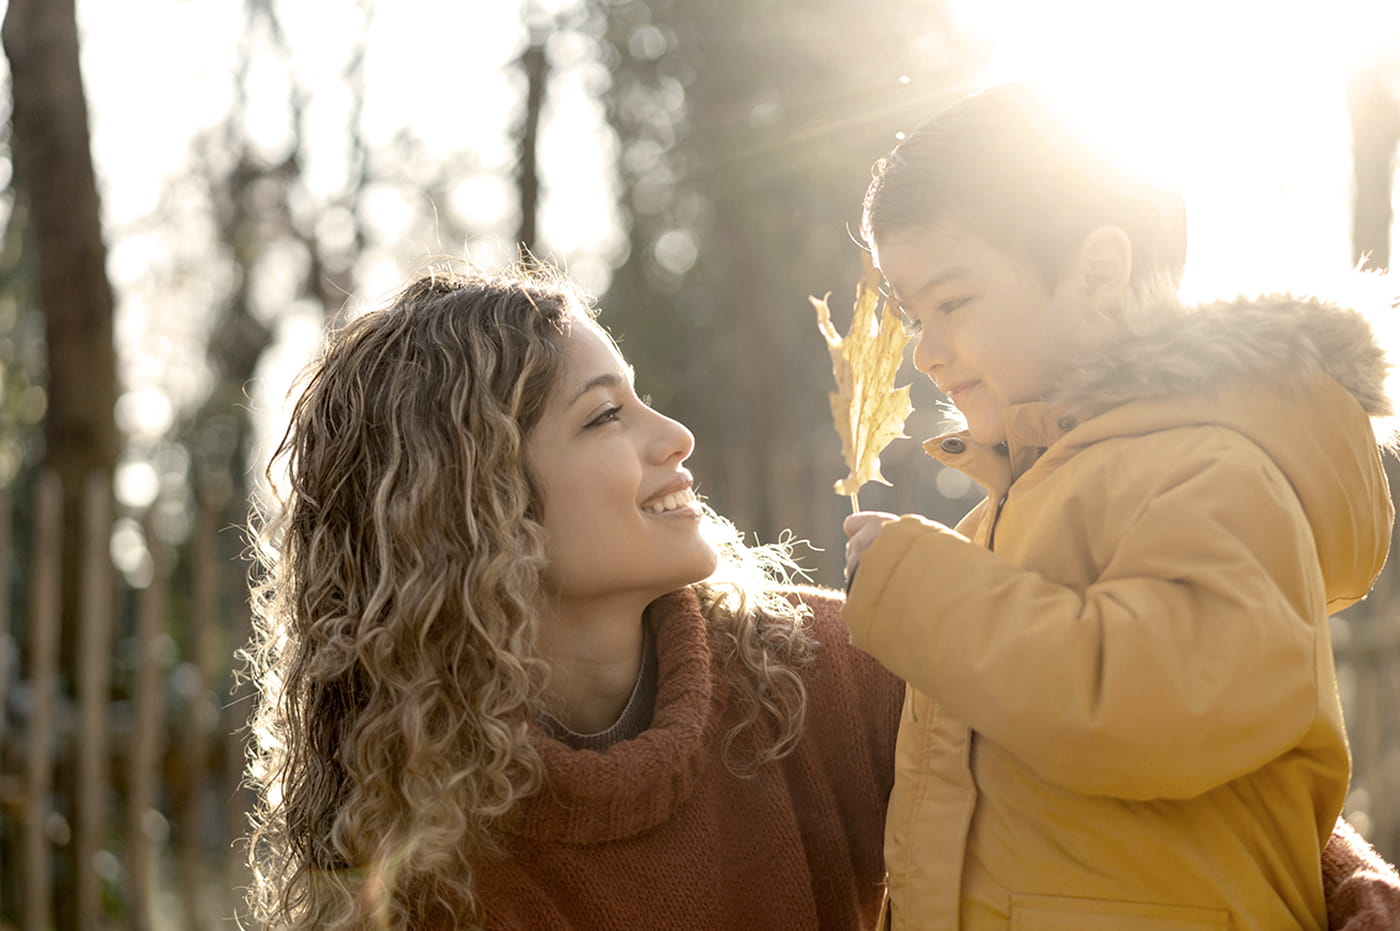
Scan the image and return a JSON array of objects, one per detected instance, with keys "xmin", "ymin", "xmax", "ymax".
[{"xmin": 1073, "ymin": 225, "xmax": 1133, "ymax": 315}]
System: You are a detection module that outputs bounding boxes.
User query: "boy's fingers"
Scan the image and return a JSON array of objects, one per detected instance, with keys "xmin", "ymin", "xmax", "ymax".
[
  {"xmin": 843, "ymin": 510, "xmax": 897, "ymax": 537},
  {"xmin": 844, "ymin": 513, "xmax": 897, "ymax": 590},
  {"xmin": 844, "ymin": 528, "xmax": 879, "ymax": 567}
]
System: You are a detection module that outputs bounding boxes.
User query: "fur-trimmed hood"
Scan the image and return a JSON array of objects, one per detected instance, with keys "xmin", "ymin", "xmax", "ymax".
[{"xmin": 1054, "ymin": 292, "xmax": 1396, "ymax": 425}]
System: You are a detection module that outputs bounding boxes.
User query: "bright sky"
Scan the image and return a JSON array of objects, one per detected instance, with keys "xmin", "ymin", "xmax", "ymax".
[
  {"xmin": 41, "ymin": 0, "xmax": 1400, "ymax": 510},
  {"xmin": 947, "ymin": 0, "xmax": 1400, "ymax": 298}
]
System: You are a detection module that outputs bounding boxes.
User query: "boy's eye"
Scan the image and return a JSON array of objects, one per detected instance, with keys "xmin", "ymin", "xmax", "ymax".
[
  {"xmin": 892, "ymin": 302, "xmax": 922, "ymax": 335},
  {"xmin": 938, "ymin": 297, "xmax": 972, "ymax": 314}
]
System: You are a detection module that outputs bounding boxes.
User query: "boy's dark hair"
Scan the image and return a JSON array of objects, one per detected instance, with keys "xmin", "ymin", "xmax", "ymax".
[{"xmin": 861, "ymin": 84, "xmax": 1188, "ymax": 299}]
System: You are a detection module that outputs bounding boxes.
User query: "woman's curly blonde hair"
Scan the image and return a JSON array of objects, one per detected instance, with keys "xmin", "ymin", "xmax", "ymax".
[{"xmin": 243, "ymin": 264, "xmax": 816, "ymax": 929}]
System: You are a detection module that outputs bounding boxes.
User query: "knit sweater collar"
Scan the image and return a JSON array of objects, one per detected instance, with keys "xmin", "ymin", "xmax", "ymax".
[
  {"xmin": 502, "ymin": 587, "xmax": 725, "ymax": 845},
  {"xmin": 536, "ymin": 618, "xmax": 659, "ymax": 750}
]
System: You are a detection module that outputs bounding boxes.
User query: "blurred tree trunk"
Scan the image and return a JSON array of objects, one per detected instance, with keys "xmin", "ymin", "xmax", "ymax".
[
  {"xmin": 179, "ymin": 0, "xmax": 368, "ymax": 875},
  {"xmin": 516, "ymin": 18, "xmax": 549, "ymax": 253},
  {"xmin": 2, "ymin": 0, "xmax": 119, "ymax": 928},
  {"xmin": 2, "ymin": 0, "xmax": 118, "ymax": 676},
  {"xmin": 192, "ymin": 0, "xmax": 369, "ymax": 504},
  {"xmin": 587, "ymin": 0, "xmax": 972, "ymax": 583},
  {"xmin": 1349, "ymin": 68, "xmax": 1399, "ymax": 272}
]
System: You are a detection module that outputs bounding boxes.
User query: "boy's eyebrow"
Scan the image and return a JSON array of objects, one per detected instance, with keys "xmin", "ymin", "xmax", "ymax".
[{"xmin": 903, "ymin": 266, "xmax": 971, "ymax": 300}]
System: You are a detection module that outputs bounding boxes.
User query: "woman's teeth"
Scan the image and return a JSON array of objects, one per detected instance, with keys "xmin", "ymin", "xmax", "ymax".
[{"xmin": 645, "ymin": 488, "xmax": 696, "ymax": 513}]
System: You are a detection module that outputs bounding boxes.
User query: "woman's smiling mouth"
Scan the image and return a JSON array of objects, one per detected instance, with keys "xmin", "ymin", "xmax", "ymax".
[{"xmin": 643, "ymin": 486, "xmax": 698, "ymax": 514}]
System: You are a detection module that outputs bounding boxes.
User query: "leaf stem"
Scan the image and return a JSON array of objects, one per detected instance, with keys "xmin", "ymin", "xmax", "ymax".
[{"xmin": 849, "ymin": 492, "xmax": 860, "ymax": 513}]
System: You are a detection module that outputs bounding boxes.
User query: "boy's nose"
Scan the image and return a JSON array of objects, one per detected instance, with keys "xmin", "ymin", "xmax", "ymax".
[{"xmin": 911, "ymin": 331, "xmax": 948, "ymax": 375}]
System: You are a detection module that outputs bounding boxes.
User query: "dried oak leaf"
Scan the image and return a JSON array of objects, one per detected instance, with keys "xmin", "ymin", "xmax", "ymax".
[{"xmin": 809, "ymin": 252, "xmax": 913, "ymax": 502}]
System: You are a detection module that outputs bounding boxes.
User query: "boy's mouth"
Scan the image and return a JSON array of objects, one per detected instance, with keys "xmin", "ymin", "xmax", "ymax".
[{"xmin": 940, "ymin": 380, "xmax": 979, "ymax": 403}]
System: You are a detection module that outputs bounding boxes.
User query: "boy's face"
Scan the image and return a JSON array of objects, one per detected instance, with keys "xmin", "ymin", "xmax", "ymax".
[{"xmin": 874, "ymin": 223, "xmax": 1101, "ymax": 446}]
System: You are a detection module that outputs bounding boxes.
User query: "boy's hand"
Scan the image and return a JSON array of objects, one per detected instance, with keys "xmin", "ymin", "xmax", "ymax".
[{"xmin": 843, "ymin": 511, "xmax": 898, "ymax": 589}]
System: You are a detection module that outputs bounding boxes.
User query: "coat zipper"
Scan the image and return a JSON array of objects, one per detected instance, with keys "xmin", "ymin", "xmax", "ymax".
[{"xmin": 986, "ymin": 492, "xmax": 1009, "ymax": 552}]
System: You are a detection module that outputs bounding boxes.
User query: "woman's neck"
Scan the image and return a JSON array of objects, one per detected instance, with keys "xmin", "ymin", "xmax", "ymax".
[{"xmin": 537, "ymin": 598, "xmax": 650, "ymax": 733}]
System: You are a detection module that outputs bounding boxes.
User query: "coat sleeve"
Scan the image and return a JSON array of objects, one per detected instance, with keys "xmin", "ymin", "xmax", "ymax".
[
  {"xmin": 1324, "ymin": 818, "xmax": 1400, "ymax": 931},
  {"xmin": 843, "ymin": 432, "xmax": 1329, "ymax": 800}
]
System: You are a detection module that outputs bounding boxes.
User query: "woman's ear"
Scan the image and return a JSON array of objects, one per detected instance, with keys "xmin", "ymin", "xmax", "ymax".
[{"xmin": 1074, "ymin": 225, "xmax": 1133, "ymax": 315}]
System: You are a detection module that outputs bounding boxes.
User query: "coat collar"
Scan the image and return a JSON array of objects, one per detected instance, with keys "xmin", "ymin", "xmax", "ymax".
[{"xmin": 923, "ymin": 401, "xmax": 1075, "ymax": 496}]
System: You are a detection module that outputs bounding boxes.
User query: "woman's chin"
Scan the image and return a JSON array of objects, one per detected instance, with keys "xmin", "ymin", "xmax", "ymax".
[{"xmin": 676, "ymin": 548, "xmax": 720, "ymax": 591}]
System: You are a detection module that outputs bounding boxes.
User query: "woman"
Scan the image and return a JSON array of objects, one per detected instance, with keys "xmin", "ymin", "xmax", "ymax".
[
  {"xmin": 244, "ymin": 265, "xmax": 902, "ymax": 929},
  {"xmin": 244, "ymin": 263, "xmax": 1398, "ymax": 930}
]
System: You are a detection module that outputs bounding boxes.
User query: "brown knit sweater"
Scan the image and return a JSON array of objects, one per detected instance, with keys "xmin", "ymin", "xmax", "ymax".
[
  {"xmin": 1324, "ymin": 817, "xmax": 1400, "ymax": 931},
  {"xmin": 468, "ymin": 586, "xmax": 903, "ymax": 931},
  {"xmin": 415, "ymin": 585, "xmax": 1398, "ymax": 930}
]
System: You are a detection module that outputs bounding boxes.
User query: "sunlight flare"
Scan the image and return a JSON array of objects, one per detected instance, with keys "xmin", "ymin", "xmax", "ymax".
[{"xmin": 943, "ymin": 0, "xmax": 1400, "ymax": 298}]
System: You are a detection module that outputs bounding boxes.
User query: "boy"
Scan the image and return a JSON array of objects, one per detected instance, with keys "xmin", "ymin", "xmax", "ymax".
[{"xmin": 842, "ymin": 83, "xmax": 1396, "ymax": 930}]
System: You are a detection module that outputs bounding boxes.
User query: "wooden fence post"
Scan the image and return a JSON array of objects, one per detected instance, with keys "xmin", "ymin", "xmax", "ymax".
[
  {"xmin": 0, "ymin": 484, "xmax": 11, "ymax": 918},
  {"xmin": 75, "ymin": 474, "xmax": 114, "ymax": 931},
  {"xmin": 127, "ymin": 510, "xmax": 168, "ymax": 931},
  {"xmin": 0, "ymin": 484, "xmax": 10, "ymax": 775},
  {"xmin": 174, "ymin": 492, "xmax": 217, "ymax": 928},
  {"xmin": 23, "ymin": 471, "xmax": 61, "ymax": 930}
]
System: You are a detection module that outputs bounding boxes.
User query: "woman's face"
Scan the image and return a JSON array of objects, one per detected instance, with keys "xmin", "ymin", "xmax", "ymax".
[{"xmin": 525, "ymin": 320, "xmax": 718, "ymax": 613}]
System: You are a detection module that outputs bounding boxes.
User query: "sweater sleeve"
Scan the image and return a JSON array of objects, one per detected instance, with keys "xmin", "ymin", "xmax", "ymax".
[{"xmin": 1324, "ymin": 818, "xmax": 1400, "ymax": 931}]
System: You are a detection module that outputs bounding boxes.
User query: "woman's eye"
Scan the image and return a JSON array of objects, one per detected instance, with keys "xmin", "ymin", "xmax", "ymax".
[
  {"xmin": 938, "ymin": 297, "xmax": 972, "ymax": 314},
  {"xmin": 587, "ymin": 405, "xmax": 622, "ymax": 427}
]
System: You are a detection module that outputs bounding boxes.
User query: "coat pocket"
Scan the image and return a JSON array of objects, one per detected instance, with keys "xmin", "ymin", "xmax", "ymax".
[{"xmin": 1010, "ymin": 893, "xmax": 1230, "ymax": 930}]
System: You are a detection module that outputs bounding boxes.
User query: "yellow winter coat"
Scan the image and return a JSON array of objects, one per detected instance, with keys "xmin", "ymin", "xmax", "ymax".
[{"xmin": 844, "ymin": 295, "xmax": 1395, "ymax": 930}]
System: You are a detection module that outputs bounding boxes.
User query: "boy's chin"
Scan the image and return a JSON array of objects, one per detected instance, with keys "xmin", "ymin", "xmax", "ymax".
[{"xmin": 964, "ymin": 417, "xmax": 1007, "ymax": 447}]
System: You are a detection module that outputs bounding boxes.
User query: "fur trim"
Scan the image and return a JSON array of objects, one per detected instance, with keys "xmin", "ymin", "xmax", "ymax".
[{"xmin": 1054, "ymin": 292, "xmax": 1396, "ymax": 419}]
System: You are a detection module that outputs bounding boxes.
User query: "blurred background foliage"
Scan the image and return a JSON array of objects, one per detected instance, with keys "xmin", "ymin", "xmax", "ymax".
[{"xmin": 0, "ymin": 0, "xmax": 1397, "ymax": 926}]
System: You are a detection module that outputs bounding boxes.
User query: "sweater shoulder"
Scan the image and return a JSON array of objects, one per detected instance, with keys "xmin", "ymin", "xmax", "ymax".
[
  {"xmin": 780, "ymin": 584, "xmax": 868, "ymax": 663},
  {"xmin": 777, "ymin": 583, "xmax": 903, "ymax": 748},
  {"xmin": 781, "ymin": 583, "xmax": 845, "ymax": 620},
  {"xmin": 779, "ymin": 583, "xmax": 885, "ymax": 666}
]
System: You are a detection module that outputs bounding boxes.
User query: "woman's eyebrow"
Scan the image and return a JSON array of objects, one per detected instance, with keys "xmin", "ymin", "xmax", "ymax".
[{"xmin": 566, "ymin": 371, "xmax": 628, "ymax": 407}]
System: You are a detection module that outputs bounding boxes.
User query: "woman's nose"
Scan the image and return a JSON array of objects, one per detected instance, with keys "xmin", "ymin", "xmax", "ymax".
[{"xmin": 649, "ymin": 411, "xmax": 695, "ymax": 464}]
